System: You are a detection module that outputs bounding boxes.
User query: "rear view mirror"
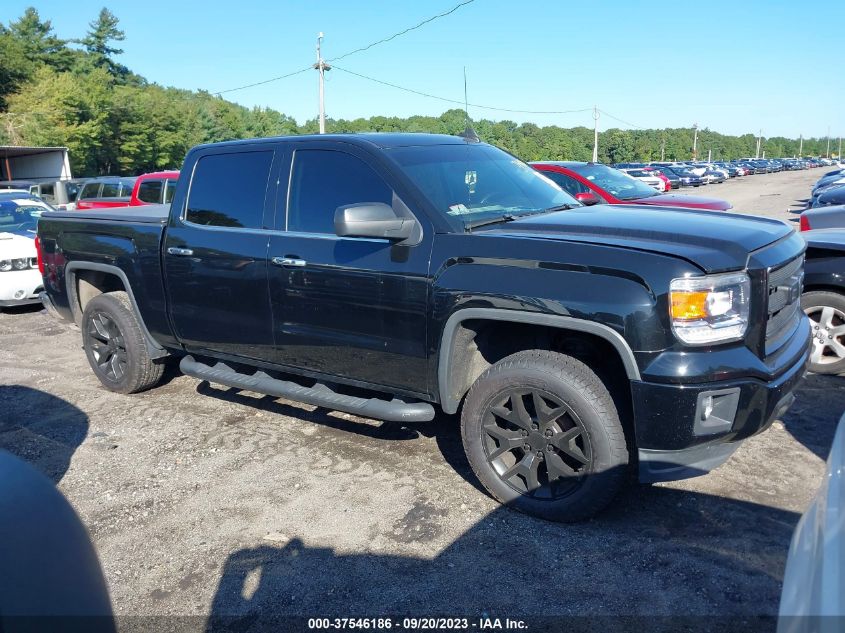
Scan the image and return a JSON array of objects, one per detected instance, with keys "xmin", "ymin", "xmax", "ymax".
[
  {"xmin": 574, "ymin": 192, "xmax": 600, "ymax": 206},
  {"xmin": 334, "ymin": 203, "xmax": 417, "ymax": 241}
]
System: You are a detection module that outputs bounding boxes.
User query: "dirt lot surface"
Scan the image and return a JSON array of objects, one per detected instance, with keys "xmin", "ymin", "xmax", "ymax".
[{"xmin": 1, "ymin": 168, "xmax": 841, "ymax": 631}]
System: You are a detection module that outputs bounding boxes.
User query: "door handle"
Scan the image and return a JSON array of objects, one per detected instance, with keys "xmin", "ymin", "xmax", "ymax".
[
  {"xmin": 167, "ymin": 247, "xmax": 194, "ymax": 257},
  {"xmin": 271, "ymin": 257, "xmax": 306, "ymax": 267}
]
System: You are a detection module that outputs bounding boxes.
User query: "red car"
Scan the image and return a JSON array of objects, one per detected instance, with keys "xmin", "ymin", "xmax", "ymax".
[
  {"xmin": 75, "ymin": 171, "xmax": 179, "ymax": 210},
  {"xmin": 531, "ymin": 162, "xmax": 732, "ymax": 211}
]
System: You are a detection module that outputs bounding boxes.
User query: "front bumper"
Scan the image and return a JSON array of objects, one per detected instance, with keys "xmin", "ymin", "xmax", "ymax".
[
  {"xmin": 0, "ymin": 269, "xmax": 43, "ymax": 307},
  {"xmin": 632, "ymin": 319, "xmax": 810, "ymax": 483}
]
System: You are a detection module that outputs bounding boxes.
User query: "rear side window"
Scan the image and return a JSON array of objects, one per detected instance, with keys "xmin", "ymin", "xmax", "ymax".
[
  {"xmin": 187, "ymin": 151, "xmax": 273, "ymax": 228},
  {"xmin": 164, "ymin": 179, "xmax": 178, "ymax": 204},
  {"xmin": 287, "ymin": 149, "xmax": 392, "ymax": 234},
  {"xmin": 542, "ymin": 171, "xmax": 590, "ymax": 196},
  {"xmin": 137, "ymin": 180, "xmax": 163, "ymax": 203},
  {"xmin": 101, "ymin": 183, "xmax": 119, "ymax": 198},
  {"xmin": 79, "ymin": 183, "xmax": 100, "ymax": 200},
  {"xmin": 39, "ymin": 183, "xmax": 56, "ymax": 203}
]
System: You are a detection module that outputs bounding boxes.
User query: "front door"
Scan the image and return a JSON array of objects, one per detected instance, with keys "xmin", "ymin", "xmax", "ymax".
[
  {"xmin": 266, "ymin": 143, "xmax": 432, "ymax": 396},
  {"xmin": 164, "ymin": 147, "xmax": 279, "ymax": 361}
]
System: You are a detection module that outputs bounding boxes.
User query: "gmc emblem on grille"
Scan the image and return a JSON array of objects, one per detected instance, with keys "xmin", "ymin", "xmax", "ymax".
[{"xmin": 777, "ymin": 272, "xmax": 803, "ymax": 306}]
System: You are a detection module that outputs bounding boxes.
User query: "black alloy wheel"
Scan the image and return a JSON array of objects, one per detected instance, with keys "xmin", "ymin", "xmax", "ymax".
[{"xmin": 482, "ymin": 388, "xmax": 593, "ymax": 499}]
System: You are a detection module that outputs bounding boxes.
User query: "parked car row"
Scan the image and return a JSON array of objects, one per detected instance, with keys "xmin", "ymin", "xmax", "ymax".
[
  {"xmin": 531, "ymin": 161, "xmax": 732, "ymax": 211},
  {"xmin": 0, "ymin": 170, "xmax": 180, "ymax": 212}
]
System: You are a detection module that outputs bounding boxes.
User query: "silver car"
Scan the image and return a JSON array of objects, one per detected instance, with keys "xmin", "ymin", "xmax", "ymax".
[{"xmin": 778, "ymin": 413, "xmax": 845, "ymax": 631}]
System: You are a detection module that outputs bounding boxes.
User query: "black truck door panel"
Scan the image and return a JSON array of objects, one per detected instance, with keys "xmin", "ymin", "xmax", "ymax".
[
  {"xmin": 267, "ymin": 144, "xmax": 431, "ymax": 395},
  {"xmin": 163, "ymin": 147, "xmax": 279, "ymax": 360}
]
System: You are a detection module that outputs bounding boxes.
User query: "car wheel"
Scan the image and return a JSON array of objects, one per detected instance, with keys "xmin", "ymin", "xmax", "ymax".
[
  {"xmin": 460, "ymin": 350, "xmax": 629, "ymax": 522},
  {"xmin": 81, "ymin": 291, "xmax": 165, "ymax": 393},
  {"xmin": 802, "ymin": 290, "xmax": 845, "ymax": 375}
]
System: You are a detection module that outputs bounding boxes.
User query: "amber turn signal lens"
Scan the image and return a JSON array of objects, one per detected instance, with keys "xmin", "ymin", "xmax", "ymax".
[{"xmin": 670, "ymin": 291, "xmax": 709, "ymax": 320}]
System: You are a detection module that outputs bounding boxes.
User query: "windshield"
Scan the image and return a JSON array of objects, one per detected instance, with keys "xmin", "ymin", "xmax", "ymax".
[
  {"xmin": 388, "ymin": 144, "xmax": 577, "ymax": 229},
  {"xmin": 0, "ymin": 203, "xmax": 42, "ymax": 233},
  {"xmin": 568, "ymin": 163, "xmax": 660, "ymax": 200}
]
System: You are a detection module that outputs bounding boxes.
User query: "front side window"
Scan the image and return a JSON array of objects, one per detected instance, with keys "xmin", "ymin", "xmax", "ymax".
[
  {"xmin": 568, "ymin": 164, "xmax": 660, "ymax": 200},
  {"xmin": 39, "ymin": 183, "xmax": 56, "ymax": 203},
  {"xmin": 388, "ymin": 144, "xmax": 576, "ymax": 230},
  {"xmin": 186, "ymin": 151, "xmax": 273, "ymax": 228},
  {"xmin": 65, "ymin": 182, "xmax": 81, "ymax": 201},
  {"xmin": 287, "ymin": 149, "xmax": 392, "ymax": 234},
  {"xmin": 137, "ymin": 180, "xmax": 163, "ymax": 204}
]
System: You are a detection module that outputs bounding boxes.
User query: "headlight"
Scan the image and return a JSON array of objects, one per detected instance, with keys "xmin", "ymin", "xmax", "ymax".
[
  {"xmin": 12, "ymin": 258, "xmax": 31, "ymax": 270},
  {"xmin": 0, "ymin": 258, "xmax": 35, "ymax": 272},
  {"xmin": 0, "ymin": 260, "xmax": 10, "ymax": 272},
  {"xmin": 670, "ymin": 272, "xmax": 750, "ymax": 345}
]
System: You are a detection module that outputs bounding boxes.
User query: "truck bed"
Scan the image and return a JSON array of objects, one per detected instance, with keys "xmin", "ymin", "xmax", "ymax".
[{"xmin": 42, "ymin": 204, "xmax": 169, "ymax": 224}]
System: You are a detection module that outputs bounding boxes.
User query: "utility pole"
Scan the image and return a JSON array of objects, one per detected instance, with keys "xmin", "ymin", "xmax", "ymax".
[
  {"xmin": 592, "ymin": 106, "xmax": 599, "ymax": 163},
  {"xmin": 838, "ymin": 137, "xmax": 842, "ymax": 160},
  {"xmin": 660, "ymin": 136, "xmax": 665, "ymax": 161},
  {"xmin": 756, "ymin": 129, "xmax": 762, "ymax": 159},
  {"xmin": 798, "ymin": 135, "xmax": 803, "ymax": 158},
  {"xmin": 314, "ymin": 32, "xmax": 331, "ymax": 134},
  {"xmin": 692, "ymin": 123, "xmax": 699, "ymax": 160},
  {"xmin": 826, "ymin": 126, "xmax": 831, "ymax": 158},
  {"xmin": 707, "ymin": 148, "xmax": 712, "ymax": 163}
]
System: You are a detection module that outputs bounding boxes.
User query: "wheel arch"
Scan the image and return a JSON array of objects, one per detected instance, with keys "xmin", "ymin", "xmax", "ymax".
[
  {"xmin": 65, "ymin": 262, "xmax": 168, "ymax": 359},
  {"xmin": 437, "ymin": 308, "xmax": 641, "ymax": 414}
]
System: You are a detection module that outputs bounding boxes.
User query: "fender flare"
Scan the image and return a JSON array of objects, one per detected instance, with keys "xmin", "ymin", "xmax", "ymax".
[
  {"xmin": 65, "ymin": 261, "xmax": 168, "ymax": 359},
  {"xmin": 437, "ymin": 308, "xmax": 641, "ymax": 414}
]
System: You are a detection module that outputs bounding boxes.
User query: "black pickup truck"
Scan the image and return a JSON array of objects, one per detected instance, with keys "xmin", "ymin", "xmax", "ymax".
[{"xmin": 37, "ymin": 133, "xmax": 810, "ymax": 521}]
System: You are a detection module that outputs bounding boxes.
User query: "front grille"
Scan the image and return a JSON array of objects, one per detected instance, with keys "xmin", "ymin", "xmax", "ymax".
[{"xmin": 765, "ymin": 255, "xmax": 804, "ymax": 351}]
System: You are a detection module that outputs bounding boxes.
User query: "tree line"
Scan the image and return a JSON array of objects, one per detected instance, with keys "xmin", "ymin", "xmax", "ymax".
[{"xmin": 0, "ymin": 7, "xmax": 834, "ymax": 177}]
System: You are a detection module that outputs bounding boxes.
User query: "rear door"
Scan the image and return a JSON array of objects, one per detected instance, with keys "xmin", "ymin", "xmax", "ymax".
[
  {"xmin": 163, "ymin": 145, "xmax": 280, "ymax": 361},
  {"xmin": 265, "ymin": 142, "xmax": 432, "ymax": 395}
]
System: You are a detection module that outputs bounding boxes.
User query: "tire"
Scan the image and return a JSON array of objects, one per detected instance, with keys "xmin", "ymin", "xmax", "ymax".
[
  {"xmin": 802, "ymin": 290, "xmax": 845, "ymax": 375},
  {"xmin": 81, "ymin": 291, "xmax": 164, "ymax": 393},
  {"xmin": 461, "ymin": 350, "xmax": 629, "ymax": 522}
]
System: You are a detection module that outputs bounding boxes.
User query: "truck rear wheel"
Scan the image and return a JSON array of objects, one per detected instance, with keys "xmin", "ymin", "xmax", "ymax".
[
  {"xmin": 81, "ymin": 291, "xmax": 164, "ymax": 394},
  {"xmin": 802, "ymin": 290, "xmax": 845, "ymax": 375},
  {"xmin": 461, "ymin": 350, "xmax": 629, "ymax": 522}
]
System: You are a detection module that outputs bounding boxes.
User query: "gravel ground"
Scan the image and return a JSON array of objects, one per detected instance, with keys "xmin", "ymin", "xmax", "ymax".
[{"xmin": 0, "ymin": 168, "xmax": 841, "ymax": 631}]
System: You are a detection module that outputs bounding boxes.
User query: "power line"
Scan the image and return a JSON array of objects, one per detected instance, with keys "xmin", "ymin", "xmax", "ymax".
[
  {"xmin": 333, "ymin": 66, "xmax": 594, "ymax": 115},
  {"xmin": 327, "ymin": 0, "xmax": 475, "ymax": 62},
  {"xmin": 210, "ymin": 0, "xmax": 476, "ymax": 96},
  {"xmin": 598, "ymin": 109, "xmax": 645, "ymax": 129},
  {"xmin": 212, "ymin": 66, "xmax": 312, "ymax": 96}
]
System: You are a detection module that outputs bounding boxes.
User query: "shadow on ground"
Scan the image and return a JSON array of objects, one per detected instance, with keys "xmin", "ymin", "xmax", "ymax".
[
  {"xmin": 782, "ymin": 373, "xmax": 845, "ymax": 460},
  {"xmin": 0, "ymin": 385, "xmax": 88, "ymax": 483},
  {"xmin": 204, "ymin": 484, "xmax": 794, "ymax": 631}
]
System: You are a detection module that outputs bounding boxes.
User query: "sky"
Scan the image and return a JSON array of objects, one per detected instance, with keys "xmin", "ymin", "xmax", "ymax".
[{"xmin": 5, "ymin": 0, "xmax": 844, "ymax": 139}]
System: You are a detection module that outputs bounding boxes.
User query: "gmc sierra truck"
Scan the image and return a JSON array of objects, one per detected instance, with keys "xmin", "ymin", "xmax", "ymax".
[{"xmin": 36, "ymin": 133, "xmax": 810, "ymax": 521}]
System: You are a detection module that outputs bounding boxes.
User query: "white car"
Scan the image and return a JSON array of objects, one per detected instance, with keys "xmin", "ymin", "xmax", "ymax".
[
  {"xmin": 0, "ymin": 196, "xmax": 49, "ymax": 309},
  {"xmin": 621, "ymin": 168, "xmax": 665, "ymax": 192}
]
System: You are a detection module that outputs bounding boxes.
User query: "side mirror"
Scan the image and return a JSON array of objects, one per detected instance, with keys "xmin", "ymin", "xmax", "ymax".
[
  {"xmin": 574, "ymin": 192, "xmax": 600, "ymax": 206},
  {"xmin": 334, "ymin": 202, "xmax": 417, "ymax": 241}
]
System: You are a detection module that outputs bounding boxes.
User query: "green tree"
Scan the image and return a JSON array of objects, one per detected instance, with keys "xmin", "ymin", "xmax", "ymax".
[{"xmin": 80, "ymin": 8, "xmax": 127, "ymax": 78}]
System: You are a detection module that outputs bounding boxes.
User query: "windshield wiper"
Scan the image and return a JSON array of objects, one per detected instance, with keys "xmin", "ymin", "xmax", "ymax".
[
  {"xmin": 464, "ymin": 214, "xmax": 517, "ymax": 232},
  {"xmin": 541, "ymin": 203, "xmax": 579, "ymax": 213}
]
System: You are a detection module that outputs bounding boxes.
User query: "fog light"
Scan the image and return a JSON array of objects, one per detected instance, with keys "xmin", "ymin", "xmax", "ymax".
[
  {"xmin": 694, "ymin": 388, "xmax": 740, "ymax": 436},
  {"xmin": 14, "ymin": 290, "xmax": 25, "ymax": 299}
]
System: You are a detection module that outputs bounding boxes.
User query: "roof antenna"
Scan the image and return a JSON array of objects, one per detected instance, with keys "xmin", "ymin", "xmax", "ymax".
[{"xmin": 459, "ymin": 66, "xmax": 479, "ymax": 143}]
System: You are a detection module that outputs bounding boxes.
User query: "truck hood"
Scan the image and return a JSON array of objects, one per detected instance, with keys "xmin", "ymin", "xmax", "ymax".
[
  {"xmin": 479, "ymin": 205, "xmax": 793, "ymax": 273},
  {"xmin": 0, "ymin": 230, "xmax": 36, "ymax": 259},
  {"xmin": 629, "ymin": 193, "xmax": 732, "ymax": 211}
]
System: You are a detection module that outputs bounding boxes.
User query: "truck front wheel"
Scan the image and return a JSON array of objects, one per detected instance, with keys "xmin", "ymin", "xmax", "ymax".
[
  {"xmin": 81, "ymin": 291, "xmax": 164, "ymax": 394},
  {"xmin": 802, "ymin": 290, "xmax": 845, "ymax": 375},
  {"xmin": 461, "ymin": 350, "xmax": 629, "ymax": 522}
]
